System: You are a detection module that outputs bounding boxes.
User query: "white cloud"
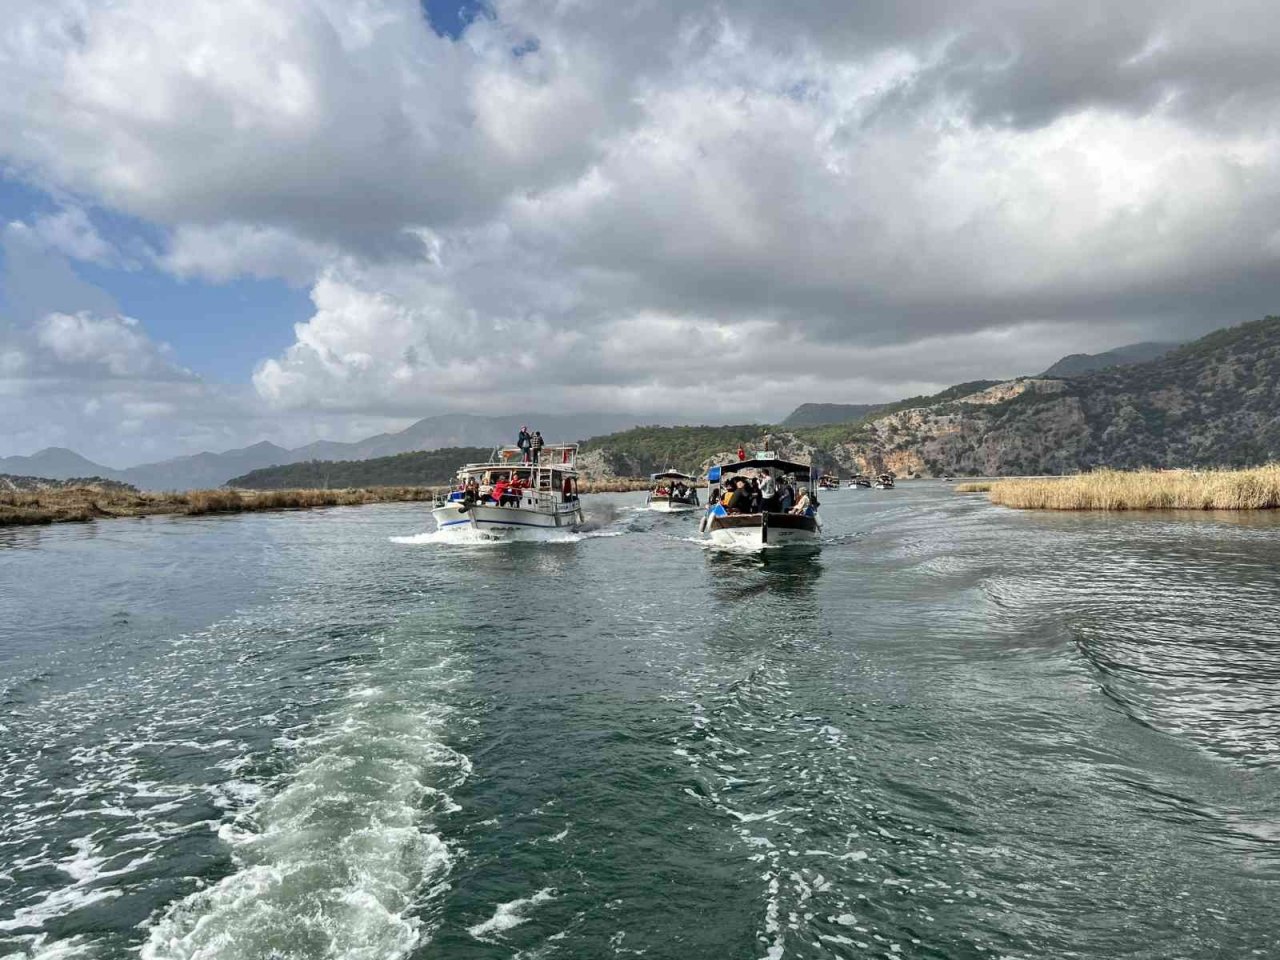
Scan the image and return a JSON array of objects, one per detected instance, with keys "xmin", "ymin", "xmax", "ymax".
[
  {"xmin": 35, "ymin": 311, "xmax": 188, "ymax": 379},
  {"xmin": 27, "ymin": 206, "xmax": 120, "ymax": 266},
  {"xmin": 160, "ymin": 223, "xmax": 339, "ymax": 285}
]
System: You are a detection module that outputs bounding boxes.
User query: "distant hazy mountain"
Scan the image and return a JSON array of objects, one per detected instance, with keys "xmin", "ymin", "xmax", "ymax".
[
  {"xmin": 1039, "ymin": 341, "xmax": 1179, "ymax": 378},
  {"xmin": 118, "ymin": 441, "xmax": 294, "ymax": 491},
  {"xmin": 289, "ymin": 412, "xmax": 646, "ymax": 463},
  {"xmin": 3, "ymin": 412, "xmax": 660, "ymax": 491},
  {"xmin": 0, "ymin": 447, "xmax": 121, "ymax": 481},
  {"xmin": 781, "ymin": 403, "xmax": 885, "ymax": 426}
]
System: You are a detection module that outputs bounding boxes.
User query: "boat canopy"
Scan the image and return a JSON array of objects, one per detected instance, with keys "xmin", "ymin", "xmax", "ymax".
[
  {"xmin": 716, "ymin": 458, "xmax": 812, "ymax": 481},
  {"xmin": 651, "ymin": 470, "xmax": 695, "ymax": 481}
]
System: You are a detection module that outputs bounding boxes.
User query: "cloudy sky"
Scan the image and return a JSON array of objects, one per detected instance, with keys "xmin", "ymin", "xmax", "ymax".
[{"xmin": 2, "ymin": 0, "xmax": 1278, "ymax": 465}]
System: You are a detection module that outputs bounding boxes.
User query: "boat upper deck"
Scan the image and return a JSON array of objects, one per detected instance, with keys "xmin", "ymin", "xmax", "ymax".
[{"xmin": 454, "ymin": 443, "xmax": 581, "ymax": 477}]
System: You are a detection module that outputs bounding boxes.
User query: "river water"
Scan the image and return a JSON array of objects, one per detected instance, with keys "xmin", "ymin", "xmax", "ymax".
[{"xmin": 2, "ymin": 484, "xmax": 1277, "ymax": 959}]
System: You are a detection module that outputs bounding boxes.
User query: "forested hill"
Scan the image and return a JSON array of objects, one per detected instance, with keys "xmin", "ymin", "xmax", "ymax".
[
  {"xmin": 227, "ymin": 447, "xmax": 492, "ymax": 489},
  {"xmin": 781, "ymin": 403, "xmax": 884, "ymax": 427}
]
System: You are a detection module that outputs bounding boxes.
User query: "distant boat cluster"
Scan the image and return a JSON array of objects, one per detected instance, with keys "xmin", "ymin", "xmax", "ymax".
[{"xmin": 428, "ymin": 444, "xmax": 910, "ymax": 548}]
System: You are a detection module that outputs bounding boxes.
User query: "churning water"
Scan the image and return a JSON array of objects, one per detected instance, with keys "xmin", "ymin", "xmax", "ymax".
[{"xmin": 2, "ymin": 486, "xmax": 1277, "ymax": 959}]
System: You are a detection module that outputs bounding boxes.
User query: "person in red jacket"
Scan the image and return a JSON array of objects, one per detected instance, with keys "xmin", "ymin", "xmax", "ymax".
[
  {"xmin": 737, "ymin": 445, "xmax": 746, "ymax": 461},
  {"xmin": 491, "ymin": 475, "xmax": 510, "ymax": 505}
]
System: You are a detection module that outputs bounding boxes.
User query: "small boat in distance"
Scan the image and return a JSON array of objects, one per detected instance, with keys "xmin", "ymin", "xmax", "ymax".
[
  {"xmin": 818, "ymin": 473, "xmax": 839, "ymax": 490},
  {"xmin": 432, "ymin": 443, "xmax": 585, "ymax": 539},
  {"xmin": 872, "ymin": 473, "xmax": 896, "ymax": 489},
  {"xmin": 647, "ymin": 470, "xmax": 701, "ymax": 512},
  {"xmin": 700, "ymin": 456, "xmax": 821, "ymax": 549},
  {"xmin": 848, "ymin": 475, "xmax": 871, "ymax": 488}
]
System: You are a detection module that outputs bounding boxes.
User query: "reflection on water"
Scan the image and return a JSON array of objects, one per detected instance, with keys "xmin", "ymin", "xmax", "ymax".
[{"xmin": 705, "ymin": 546, "xmax": 824, "ymax": 601}]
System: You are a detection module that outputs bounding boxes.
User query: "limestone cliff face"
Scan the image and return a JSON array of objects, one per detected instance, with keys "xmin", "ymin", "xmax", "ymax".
[
  {"xmin": 825, "ymin": 379, "xmax": 1085, "ymax": 476},
  {"xmin": 580, "ymin": 317, "xmax": 1280, "ymax": 478}
]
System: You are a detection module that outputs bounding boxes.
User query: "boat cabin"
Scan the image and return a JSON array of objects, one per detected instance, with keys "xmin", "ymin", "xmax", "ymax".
[{"xmin": 443, "ymin": 443, "xmax": 582, "ymax": 508}]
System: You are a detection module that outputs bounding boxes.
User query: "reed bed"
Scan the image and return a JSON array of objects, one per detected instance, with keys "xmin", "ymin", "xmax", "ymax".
[
  {"xmin": 577, "ymin": 477, "xmax": 660, "ymax": 493},
  {"xmin": 953, "ymin": 482, "xmax": 993, "ymax": 493},
  {"xmin": 982, "ymin": 465, "xmax": 1280, "ymax": 511},
  {"xmin": 0, "ymin": 479, "xmax": 661, "ymax": 527},
  {"xmin": 1, "ymin": 485, "xmax": 440, "ymax": 527}
]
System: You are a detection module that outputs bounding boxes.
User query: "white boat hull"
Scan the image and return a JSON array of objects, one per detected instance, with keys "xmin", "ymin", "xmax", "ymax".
[
  {"xmin": 703, "ymin": 512, "xmax": 821, "ymax": 549},
  {"xmin": 431, "ymin": 502, "xmax": 585, "ymax": 539}
]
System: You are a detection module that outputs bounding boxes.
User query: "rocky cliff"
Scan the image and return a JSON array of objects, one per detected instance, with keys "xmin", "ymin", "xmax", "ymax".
[{"xmin": 580, "ymin": 316, "xmax": 1280, "ymax": 479}]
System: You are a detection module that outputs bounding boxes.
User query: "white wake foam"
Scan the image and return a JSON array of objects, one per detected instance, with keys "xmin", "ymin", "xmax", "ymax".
[
  {"xmin": 467, "ymin": 888, "xmax": 556, "ymax": 941},
  {"xmin": 141, "ymin": 686, "xmax": 467, "ymax": 960}
]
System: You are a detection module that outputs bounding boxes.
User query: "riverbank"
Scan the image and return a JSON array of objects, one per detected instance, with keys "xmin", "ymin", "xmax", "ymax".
[
  {"xmin": 960, "ymin": 465, "xmax": 1280, "ymax": 510},
  {"xmin": 0, "ymin": 485, "xmax": 441, "ymax": 527},
  {"xmin": 1, "ymin": 479, "xmax": 658, "ymax": 527}
]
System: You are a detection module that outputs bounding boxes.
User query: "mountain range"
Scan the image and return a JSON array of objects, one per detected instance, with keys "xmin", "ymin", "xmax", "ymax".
[
  {"xmin": 2, "ymin": 330, "xmax": 1250, "ymax": 489},
  {"xmin": 0, "ymin": 413, "xmax": 649, "ymax": 491}
]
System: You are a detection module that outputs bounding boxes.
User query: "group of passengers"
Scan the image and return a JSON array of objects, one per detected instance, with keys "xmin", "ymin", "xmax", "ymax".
[
  {"xmin": 655, "ymin": 480, "xmax": 695, "ymax": 501},
  {"xmin": 454, "ymin": 467, "xmax": 578, "ymax": 510},
  {"xmin": 458, "ymin": 473, "xmax": 528, "ymax": 508},
  {"xmin": 515, "ymin": 426, "xmax": 545, "ymax": 464},
  {"xmin": 713, "ymin": 473, "xmax": 814, "ymax": 516}
]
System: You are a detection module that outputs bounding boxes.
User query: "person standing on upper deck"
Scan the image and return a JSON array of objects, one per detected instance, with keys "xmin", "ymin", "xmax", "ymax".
[
  {"xmin": 517, "ymin": 426, "xmax": 532, "ymax": 463},
  {"xmin": 530, "ymin": 430, "xmax": 544, "ymax": 464}
]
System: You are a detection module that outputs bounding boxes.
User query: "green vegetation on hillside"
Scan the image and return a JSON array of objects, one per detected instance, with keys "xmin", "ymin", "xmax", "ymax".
[
  {"xmin": 781, "ymin": 402, "xmax": 885, "ymax": 427},
  {"xmin": 580, "ymin": 424, "xmax": 767, "ymax": 475},
  {"xmin": 228, "ymin": 447, "xmax": 493, "ymax": 489}
]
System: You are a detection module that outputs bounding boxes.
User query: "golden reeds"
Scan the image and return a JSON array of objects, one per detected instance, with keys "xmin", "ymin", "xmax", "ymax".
[
  {"xmin": 980, "ymin": 464, "xmax": 1280, "ymax": 511},
  {"xmin": 0, "ymin": 480, "xmax": 661, "ymax": 527},
  {"xmin": 0, "ymin": 485, "xmax": 440, "ymax": 527},
  {"xmin": 953, "ymin": 481, "xmax": 993, "ymax": 493}
]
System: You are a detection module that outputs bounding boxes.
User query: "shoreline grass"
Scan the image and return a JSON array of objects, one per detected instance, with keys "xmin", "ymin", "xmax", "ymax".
[
  {"xmin": 974, "ymin": 465, "xmax": 1280, "ymax": 511},
  {"xmin": 0, "ymin": 485, "xmax": 442, "ymax": 527},
  {"xmin": 1, "ymin": 478, "xmax": 662, "ymax": 527}
]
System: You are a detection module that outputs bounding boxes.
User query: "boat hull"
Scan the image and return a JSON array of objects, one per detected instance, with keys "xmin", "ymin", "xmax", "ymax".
[
  {"xmin": 431, "ymin": 502, "xmax": 585, "ymax": 539},
  {"xmin": 705, "ymin": 511, "xmax": 820, "ymax": 549}
]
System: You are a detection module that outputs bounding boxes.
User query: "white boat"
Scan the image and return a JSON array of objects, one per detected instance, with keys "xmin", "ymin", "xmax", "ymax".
[
  {"xmin": 699, "ymin": 456, "xmax": 821, "ymax": 549},
  {"xmin": 431, "ymin": 443, "xmax": 585, "ymax": 540},
  {"xmin": 646, "ymin": 470, "xmax": 701, "ymax": 512},
  {"xmin": 872, "ymin": 473, "xmax": 895, "ymax": 490}
]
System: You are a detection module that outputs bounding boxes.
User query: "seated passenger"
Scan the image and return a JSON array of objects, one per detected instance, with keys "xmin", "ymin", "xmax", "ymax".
[
  {"xmin": 790, "ymin": 490, "xmax": 811, "ymax": 515},
  {"xmin": 727, "ymin": 478, "xmax": 752, "ymax": 513}
]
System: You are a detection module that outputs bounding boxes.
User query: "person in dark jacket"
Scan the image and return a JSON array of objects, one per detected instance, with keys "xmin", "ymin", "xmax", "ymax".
[
  {"xmin": 517, "ymin": 426, "xmax": 531, "ymax": 463},
  {"xmin": 777, "ymin": 479, "xmax": 795, "ymax": 513},
  {"xmin": 727, "ymin": 478, "xmax": 752, "ymax": 513},
  {"xmin": 748, "ymin": 477, "xmax": 762, "ymax": 512},
  {"xmin": 530, "ymin": 430, "xmax": 545, "ymax": 464}
]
